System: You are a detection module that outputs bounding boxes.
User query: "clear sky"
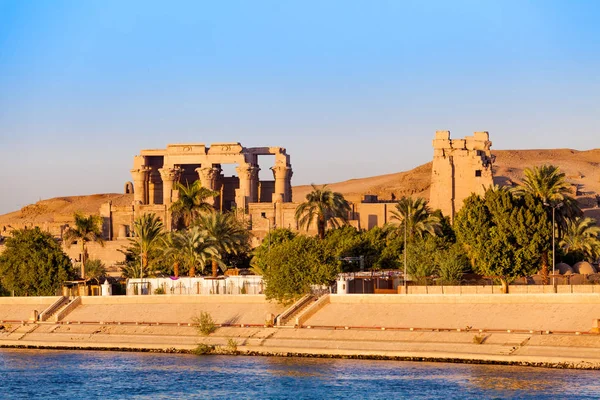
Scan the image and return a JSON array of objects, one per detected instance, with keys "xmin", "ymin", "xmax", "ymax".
[{"xmin": 1, "ymin": 0, "xmax": 599, "ymax": 214}]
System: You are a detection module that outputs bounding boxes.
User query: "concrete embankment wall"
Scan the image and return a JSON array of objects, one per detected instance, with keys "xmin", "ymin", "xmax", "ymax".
[
  {"xmin": 62, "ymin": 295, "xmax": 285, "ymax": 325},
  {"xmin": 0, "ymin": 297, "xmax": 60, "ymax": 321},
  {"xmin": 403, "ymin": 285, "xmax": 600, "ymax": 294},
  {"xmin": 304, "ymin": 294, "xmax": 600, "ymax": 332}
]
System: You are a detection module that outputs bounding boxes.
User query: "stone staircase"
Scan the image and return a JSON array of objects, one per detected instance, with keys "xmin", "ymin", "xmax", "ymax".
[
  {"xmin": 39, "ymin": 296, "xmax": 69, "ymax": 322},
  {"xmin": 50, "ymin": 297, "xmax": 81, "ymax": 322},
  {"xmin": 275, "ymin": 294, "xmax": 317, "ymax": 327},
  {"xmin": 282, "ymin": 296, "xmax": 318, "ymax": 327}
]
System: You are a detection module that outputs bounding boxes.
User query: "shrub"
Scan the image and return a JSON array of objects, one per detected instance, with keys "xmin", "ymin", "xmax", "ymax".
[
  {"xmin": 154, "ymin": 287, "xmax": 166, "ymax": 295},
  {"xmin": 193, "ymin": 343, "xmax": 215, "ymax": 355},
  {"xmin": 226, "ymin": 338, "xmax": 238, "ymax": 353},
  {"xmin": 193, "ymin": 312, "xmax": 217, "ymax": 336},
  {"xmin": 473, "ymin": 335, "xmax": 486, "ymax": 344}
]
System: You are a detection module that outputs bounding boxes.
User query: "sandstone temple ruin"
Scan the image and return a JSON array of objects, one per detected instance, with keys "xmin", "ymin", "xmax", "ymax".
[
  {"xmin": 429, "ymin": 131, "xmax": 494, "ymax": 221},
  {"xmin": 130, "ymin": 143, "xmax": 293, "ymax": 210},
  {"xmin": 102, "ymin": 143, "xmax": 296, "ymax": 237}
]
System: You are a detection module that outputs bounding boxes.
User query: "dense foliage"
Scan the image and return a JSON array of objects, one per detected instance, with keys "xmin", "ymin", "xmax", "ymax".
[
  {"xmin": 559, "ymin": 217, "xmax": 600, "ymax": 264},
  {"xmin": 121, "ymin": 210, "xmax": 251, "ymax": 278},
  {"xmin": 0, "ymin": 228, "xmax": 76, "ymax": 296},
  {"xmin": 193, "ymin": 212, "xmax": 250, "ymax": 277},
  {"xmin": 260, "ymin": 235, "xmax": 339, "ymax": 304},
  {"xmin": 454, "ymin": 188, "xmax": 551, "ymax": 291}
]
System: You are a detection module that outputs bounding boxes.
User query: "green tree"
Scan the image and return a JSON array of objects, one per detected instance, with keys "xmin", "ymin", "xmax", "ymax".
[
  {"xmin": 454, "ymin": 188, "xmax": 551, "ymax": 293},
  {"xmin": 295, "ymin": 184, "xmax": 351, "ymax": 239},
  {"xmin": 250, "ymin": 228, "xmax": 297, "ymax": 275},
  {"xmin": 172, "ymin": 226, "xmax": 218, "ymax": 276},
  {"xmin": 63, "ymin": 212, "xmax": 105, "ymax": 279},
  {"xmin": 84, "ymin": 259, "xmax": 107, "ymax": 284},
  {"xmin": 513, "ymin": 164, "xmax": 581, "ymax": 282},
  {"xmin": 0, "ymin": 228, "xmax": 76, "ymax": 296},
  {"xmin": 373, "ymin": 225, "xmax": 405, "ymax": 269},
  {"xmin": 170, "ymin": 181, "xmax": 218, "ymax": 229},
  {"xmin": 129, "ymin": 213, "xmax": 165, "ymax": 279},
  {"xmin": 436, "ymin": 244, "xmax": 469, "ymax": 285},
  {"xmin": 261, "ymin": 235, "xmax": 338, "ymax": 304},
  {"xmin": 513, "ymin": 164, "xmax": 582, "ymax": 232},
  {"xmin": 559, "ymin": 217, "xmax": 600, "ymax": 263},
  {"xmin": 403, "ymin": 236, "xmax": 447, "ymax": 285},
  {"xmin": 390, "ymin": 196, "xmax": 442, "ymax": 239},
  {"xmin": 195, "ymin": 212, "xmax": 250, "ymax": 277}
]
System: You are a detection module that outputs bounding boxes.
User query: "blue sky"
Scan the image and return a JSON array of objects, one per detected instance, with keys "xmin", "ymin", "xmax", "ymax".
[{"xmin": 1, "ymin": 0, "xmax": 599, "ymax": 214}]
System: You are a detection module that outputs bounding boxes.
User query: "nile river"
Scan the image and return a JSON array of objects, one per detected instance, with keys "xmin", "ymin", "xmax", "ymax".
[{"xmin": 0, "ymin": 350, "xmax": 598, "ymax": 399}]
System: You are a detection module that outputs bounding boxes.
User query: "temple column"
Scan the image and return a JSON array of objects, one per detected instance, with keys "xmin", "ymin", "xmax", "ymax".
[
  {"xmin": 250, "ymin": 165, "xmax": 260, "ymax": 203},
  {"xmin": 148, "ymin": 169, "xmax": 162, "ymax": 205},
  {"xmin": 235, "ymin": 164, "xmax": 253, "ymax": 210},
  {"xmin": 131, "ymin": 167, "xmax": 150, "ymax": 204},
  {"xmin": 159, "ymin": 167, "xmax": 182, "ymax": 207},
  {"xmin": 271, "ymin": 165, "xmax": 291, "ymax": 203},
  {"xmin": 195, "ymin": 165, "xmax": 221, "ymax": 207}
]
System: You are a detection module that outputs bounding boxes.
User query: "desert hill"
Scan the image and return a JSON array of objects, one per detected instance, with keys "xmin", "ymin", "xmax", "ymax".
[
  {"xmin": 1, "ymin": 149, "xmax": 600, "ymax": 229},
  {"xmin": 293, "ymin": 149, "xmax": 600, "ymax": 205}
]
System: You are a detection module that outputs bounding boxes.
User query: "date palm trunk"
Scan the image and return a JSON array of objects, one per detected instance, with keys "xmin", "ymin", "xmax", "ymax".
[
  {"xmin": 212, "ymin": 257, "xmax": 219, "ymax": 277},
  {"xmin": 500, "ymin": 278, "xmax": 509, "ymax": 294},
  {"xmin": 318, "ymin": 216, "xmax": 326, "ymax": 240},
  {"xmin": 540, "ymin": 251, "xmax": 549, "ymax": 285}
]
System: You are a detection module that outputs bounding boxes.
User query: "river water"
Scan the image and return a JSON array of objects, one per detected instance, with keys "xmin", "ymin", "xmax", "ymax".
[{"xmin": 0, "ymin": 350, "xmax": 598, "ymax": 399}]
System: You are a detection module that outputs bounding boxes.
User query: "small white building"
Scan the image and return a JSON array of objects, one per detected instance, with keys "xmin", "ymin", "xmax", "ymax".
[{"xmin": 126, "ymin": 275, "xmax": 265, "ymax": 296}]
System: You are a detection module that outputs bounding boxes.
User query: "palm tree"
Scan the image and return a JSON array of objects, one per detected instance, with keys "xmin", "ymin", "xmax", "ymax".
[
  {"xmin": 170, "ymin": 180, "xmax": 218, "ymax": 229},
  {"xmin": 294, "ymin": 184, "xmax": 351, "ymax": 240},
  {"xmin": 161, "ymin": 232, "xmax": 184, "ymax": 277},
  {"xmin": 195, "ymin": 212, "xmax": 249, "ymax": 277},
  {"xmin": 84, "ymin": 259, "xmax": 107, "ymax": 284},
  {"xmin": 513, "ymin": 164, "xmax": 581, "ymax": 283},
  {"xmin": 513, "ymin": 165, "xmax": 572, "ymax": 203},
  {"xmin": 560, "ymin": 217, "xmax": 600, "ymax": 263},
  {"xmin": 130, "ymin": 213, "xmax": 165, "ymax": 279},
  {"xmin": 513, "ymin": 164, "xmax": 581, "ymax": 229},
  {"xmin": 172, "ymin": 227, "xmax": 219, "ymax": 276},
  {"xmin": 63, "ymin": 212, "xmax": 105, "ymax": 279},
  {"xmin": 390, "ymin": 196, "xmax": 442, "ymax": 239}
]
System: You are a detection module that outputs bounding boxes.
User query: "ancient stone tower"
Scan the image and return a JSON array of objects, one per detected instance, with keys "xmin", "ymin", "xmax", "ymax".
[{"xmin": 429, "ymin": 131, "xmax": 494, "ymax": 221}]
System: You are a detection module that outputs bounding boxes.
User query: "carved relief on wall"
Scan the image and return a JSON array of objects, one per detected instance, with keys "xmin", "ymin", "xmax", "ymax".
[{"xmin": 207, "ymin": 142, "xmax": 243, "ymax": 155}]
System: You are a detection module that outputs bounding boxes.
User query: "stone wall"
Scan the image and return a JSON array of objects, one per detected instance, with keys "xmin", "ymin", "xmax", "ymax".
[{"xmin": 63, "ymin": 241, "xmax": 127, "ymax": 267}]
